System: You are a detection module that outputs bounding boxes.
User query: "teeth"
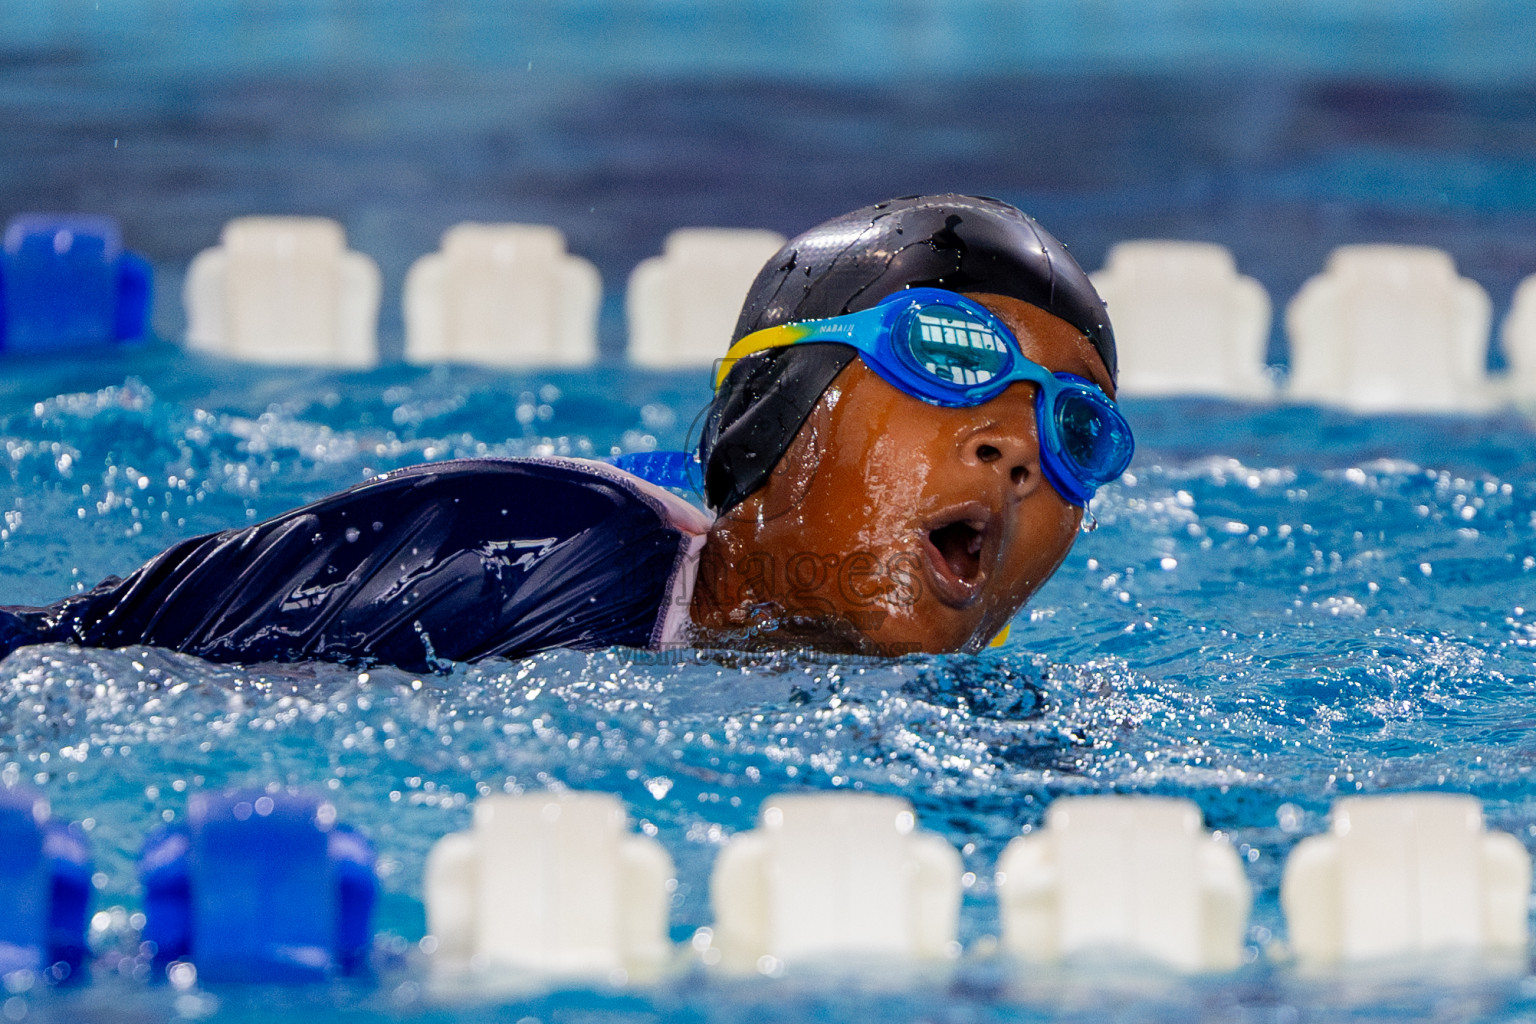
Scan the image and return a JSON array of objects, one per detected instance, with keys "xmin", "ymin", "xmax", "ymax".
[{"xmin": 967, "ymin": 530, "xmax": 984, "ymax": 556}]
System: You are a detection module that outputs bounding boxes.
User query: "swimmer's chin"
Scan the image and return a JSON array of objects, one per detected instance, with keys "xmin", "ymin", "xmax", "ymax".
[{"xmin": 686, "ymin": 605, "xmax": 936, "ymax": 658}]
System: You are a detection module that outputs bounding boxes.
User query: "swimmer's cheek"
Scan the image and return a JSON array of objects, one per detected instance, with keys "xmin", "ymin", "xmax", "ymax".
[
  {"xmin": 852, "ymin": 552, "xmax": 947, "ymax": 656},
  {"xmin": 782, "ymin": 551, "xmax": 836, "ymax": 617},
  {"xmin": 834, "ymin": 550, "xmax": 882, "ymax": 608},
  {"xmin": 883, "ymin": 551, "xmax": 924, "ymax": 610}
]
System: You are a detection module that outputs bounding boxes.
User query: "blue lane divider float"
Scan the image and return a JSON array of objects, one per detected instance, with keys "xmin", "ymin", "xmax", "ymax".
[
  {"xmin": 0, "ymin": 787, "xmax": 92, "ymax": 980},
  {"xmin": 0, "ymin": 214, "xmax": 152, "ymax": 354},
  {"xmin": 608, "ymin": 449, "xmax": 703, "ymax": 492},
  {"xmin": 139, "ymin": 790, "xmax": 377, "ymax": 983}
]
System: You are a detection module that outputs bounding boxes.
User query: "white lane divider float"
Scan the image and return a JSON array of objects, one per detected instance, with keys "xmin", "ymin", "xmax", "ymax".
[
  {"xmin": 1502, "ymin": 273, "xmax": 1536, "ymax": 406},
  {"xmin": 995, "ymin": 795, "xmax": 1252, "ymax": 972},
  {"xmin": 626, "ymin": 227, "xmax": 786, "ymax": 368},
  {"xmin": 183, "ymin": 216, "xmax": 382, "ymax": 368},
  {"xmin": 424, "ymin": 791, "xmax": 675, "ymax": 981},
  {"xmin": 404, "ymin": 222, "xmax": 601, "ymax": 368},
  {"xmin": 705, "ymin": 792, "xmax": 963, "ymax": 973},
  {"xmin": 1090, "ymin": 240, "xmax": 1275, "ymax": 401},
  {"xmin": 1281, "ymin": 793, "xmax": 1530, "ymax": 967},
  {"xmin": 1286, "ymin": 244, "xmax": 1494, "ymax": 413}
]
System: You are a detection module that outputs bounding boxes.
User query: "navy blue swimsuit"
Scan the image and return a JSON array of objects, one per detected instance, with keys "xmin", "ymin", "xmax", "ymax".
[{"xmin": 0, "ymin": 459, "xmax": 709, "ymax": 672}]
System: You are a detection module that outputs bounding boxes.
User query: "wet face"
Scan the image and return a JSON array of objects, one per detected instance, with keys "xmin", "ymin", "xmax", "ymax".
[{"xmin": 691, "ymin": 293, "xmax": 1116, "ymax": 655}]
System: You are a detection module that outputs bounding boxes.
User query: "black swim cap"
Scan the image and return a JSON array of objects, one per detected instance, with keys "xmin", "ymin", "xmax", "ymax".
[{"xmin": 697, "ymin": 194, "xmax": 1116, "ymax": 512}]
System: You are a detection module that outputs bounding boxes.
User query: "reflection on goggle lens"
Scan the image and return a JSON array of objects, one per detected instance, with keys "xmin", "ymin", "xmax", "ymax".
[
  {"xmin": 1057, "ymin": 394, "xmax": 1122, "ymax": 479},
  {"xmin": 904, "ymin": 307, "xmax": 1011, "ymax": 385}
]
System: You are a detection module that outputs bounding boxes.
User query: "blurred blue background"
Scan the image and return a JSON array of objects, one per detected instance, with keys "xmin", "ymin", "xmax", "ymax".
[{"xmin": 4, "ymin": 0, "xmax": 1536, "ymax": 361}]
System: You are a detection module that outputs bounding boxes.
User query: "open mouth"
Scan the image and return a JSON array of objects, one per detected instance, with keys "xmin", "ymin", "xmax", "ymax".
[
  {"xmin": 928, "ymin": 520, "xmax": 985, "ymax": 582},
  {"xmin": 919, "ymin": 505, "xmax": 994, "ymax": 607}
]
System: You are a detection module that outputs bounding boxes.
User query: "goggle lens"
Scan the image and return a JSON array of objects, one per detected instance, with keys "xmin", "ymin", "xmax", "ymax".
[
  {"xmin": 716, "ymin": 290, "xmax": 1133, "ymax": 505},
  {"xmin": 902, "ymin": 304, "xmax": 1012, "ymax": 387},
  {"xmin": 1055, "ymin": 389, "xmax": 1133, "ymax": 484}
]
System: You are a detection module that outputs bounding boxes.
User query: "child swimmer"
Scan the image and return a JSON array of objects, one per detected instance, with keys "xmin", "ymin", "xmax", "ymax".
[{"xmin": 0, "ymin": 195, "xmax": 1131, "ymax": 671}]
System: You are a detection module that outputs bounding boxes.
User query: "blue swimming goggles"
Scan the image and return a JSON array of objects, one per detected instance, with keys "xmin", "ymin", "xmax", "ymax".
[{"xmin": 614, "ymin": 288, "xmax": 1134, "ymax": 506}]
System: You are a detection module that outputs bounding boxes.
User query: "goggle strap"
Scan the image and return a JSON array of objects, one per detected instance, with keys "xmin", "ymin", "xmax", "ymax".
[
  {"xmin": 714, "ymin": 305, "xmax": 892, "ymax": 390},
  {"xmin": 714, "ymin": 323, "xmax": 815, "ymax": 390}
]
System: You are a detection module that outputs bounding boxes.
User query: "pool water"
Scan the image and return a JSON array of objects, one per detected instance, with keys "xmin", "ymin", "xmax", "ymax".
[
  {"xmin": 8, "ymin": 1, "xmax": 1536, "ymax": 1019},
  {"xmin": 3, "ymin": 345, "xmax": 1536, "ymax": 1023}
]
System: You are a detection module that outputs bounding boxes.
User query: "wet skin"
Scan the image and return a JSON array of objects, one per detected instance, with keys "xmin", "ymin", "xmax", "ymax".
[{"xmin": 690, "ymin": 293, "xmax": 1118, "ymax": 655}]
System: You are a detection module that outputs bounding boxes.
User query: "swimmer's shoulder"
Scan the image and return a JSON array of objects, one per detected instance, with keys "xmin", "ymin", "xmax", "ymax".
[
  {"xmin": 5, "ymin": 456, "xmax": 712, "ymax": 669},
  {"xmin": 345, "ymin": 455, "xmax": 712, "ymax": 538}
]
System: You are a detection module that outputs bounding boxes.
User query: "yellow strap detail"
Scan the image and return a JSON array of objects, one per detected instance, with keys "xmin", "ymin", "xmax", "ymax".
[
  {"xmin": 713, "ymin": 324, "xmax": 811, "ymax": 389},
  {"xmin": 988, "ymin": 623, "xmax": 1011, "ymax": 648}
]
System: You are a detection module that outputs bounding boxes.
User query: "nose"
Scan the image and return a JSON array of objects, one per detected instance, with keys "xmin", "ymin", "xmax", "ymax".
[{"xmin": 965, "ymin": 419, "xmax": 1043, "ymax": 498}]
